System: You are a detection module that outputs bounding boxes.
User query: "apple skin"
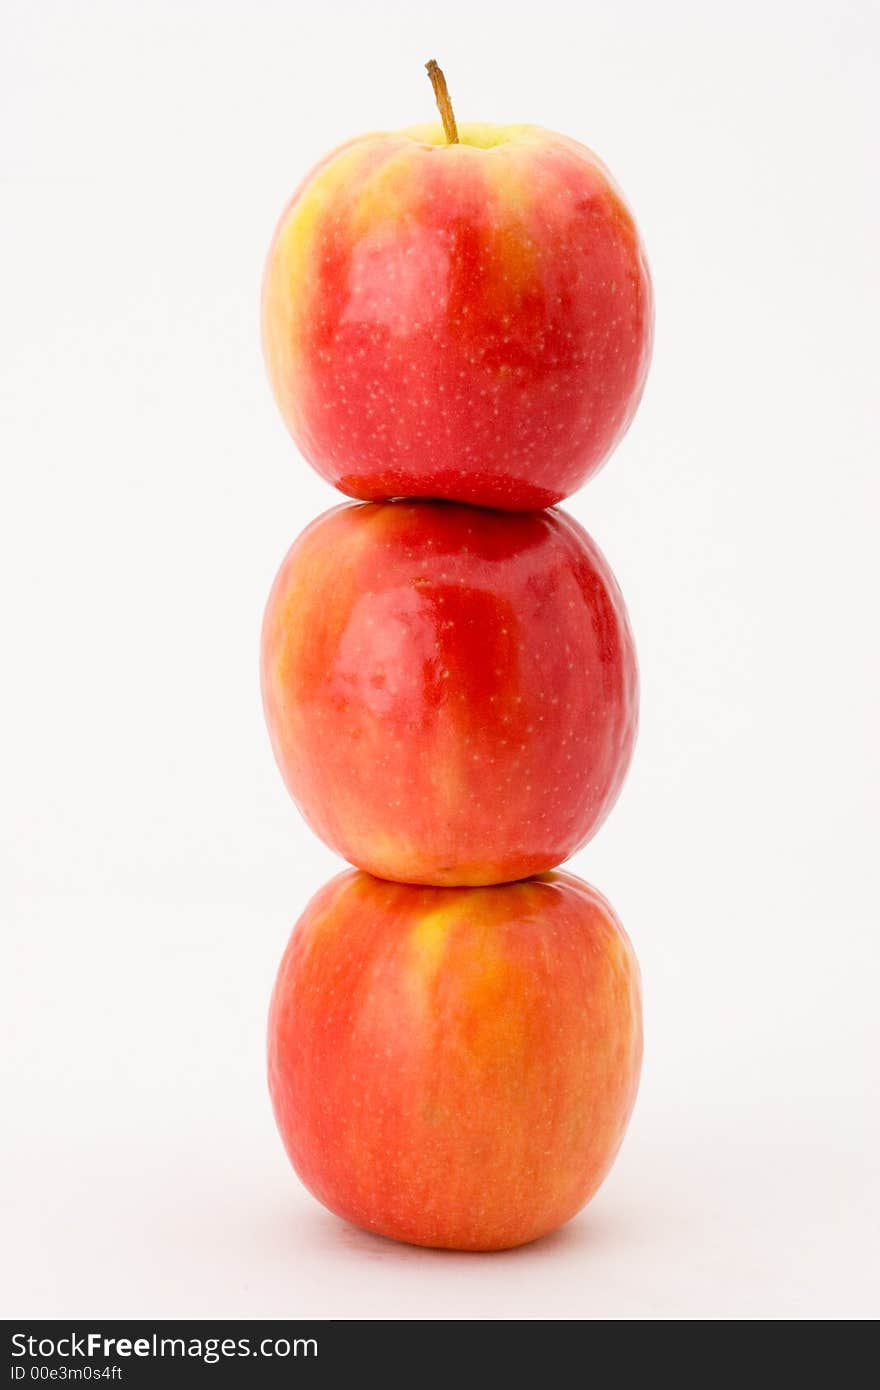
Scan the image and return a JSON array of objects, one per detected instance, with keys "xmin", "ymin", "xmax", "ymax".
[
  {"xmin": 261, "ymin": 500, "xmax": 638, "ymax": 887},
  {"xmin": 268, "ymin": 868, "xmax": 642, "ymax": 1251},
  {"xmin": 262, "ymin": 122, "xmax": 653, "ymax": 510}
]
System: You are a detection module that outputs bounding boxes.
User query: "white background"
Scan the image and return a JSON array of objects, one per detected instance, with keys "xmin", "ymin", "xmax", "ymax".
[{"xmin": 2, "ymin": 0, "xmax": 878, "ymax": 1321}]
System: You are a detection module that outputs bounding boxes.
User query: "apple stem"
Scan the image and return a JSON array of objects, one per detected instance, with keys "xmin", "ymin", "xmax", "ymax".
[{"xmin": 425, "ymin": 60, "xmax": 459, "ymax": 145}]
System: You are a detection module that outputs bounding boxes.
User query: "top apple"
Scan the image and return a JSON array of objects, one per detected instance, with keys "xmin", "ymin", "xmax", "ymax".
[{"xmin": 262, "ymin": 75, "xmax": 652, "ymax": 510}]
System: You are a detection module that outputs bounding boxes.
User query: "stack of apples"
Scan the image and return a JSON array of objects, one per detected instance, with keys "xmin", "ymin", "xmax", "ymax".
[{"xmin": 260, "ymin": 64, "xmax": 653, "ymax": 1251}]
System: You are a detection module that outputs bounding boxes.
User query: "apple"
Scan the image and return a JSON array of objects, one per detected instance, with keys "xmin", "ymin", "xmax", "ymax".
[
  {"xmin": 268, "ymin": 867, "xmax": 642, "ymax": 1251},
  {"xmin": 261, "ymin": 72, "xmax": 653, "ymax": 510},
  {"xmin": 261, "ymin": 499, "xmax": 638, "ymax": 886}
]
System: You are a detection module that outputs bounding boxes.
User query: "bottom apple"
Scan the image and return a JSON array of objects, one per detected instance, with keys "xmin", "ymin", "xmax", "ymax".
[{"xmin": 268, "ymin": 869, "xmax": 642, "ymax": 1251}]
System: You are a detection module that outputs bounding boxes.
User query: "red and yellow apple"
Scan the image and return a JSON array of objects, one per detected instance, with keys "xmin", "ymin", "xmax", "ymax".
[
  {"xmin": 268, "ymin": 868, "xmax": 642, "ymax": 1251},
  {"xmin": 262, "ymin": 121, "xmax": 652, "ymax": 510},
  {"xmin": 261, "ymin": 499, "xmax": 638, "ymax": 886}
]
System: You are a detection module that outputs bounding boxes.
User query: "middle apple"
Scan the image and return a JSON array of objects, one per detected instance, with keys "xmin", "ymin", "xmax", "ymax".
[{"xmin": 261, "ymin": 500, "xmax": 638, "ymax": 886}]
